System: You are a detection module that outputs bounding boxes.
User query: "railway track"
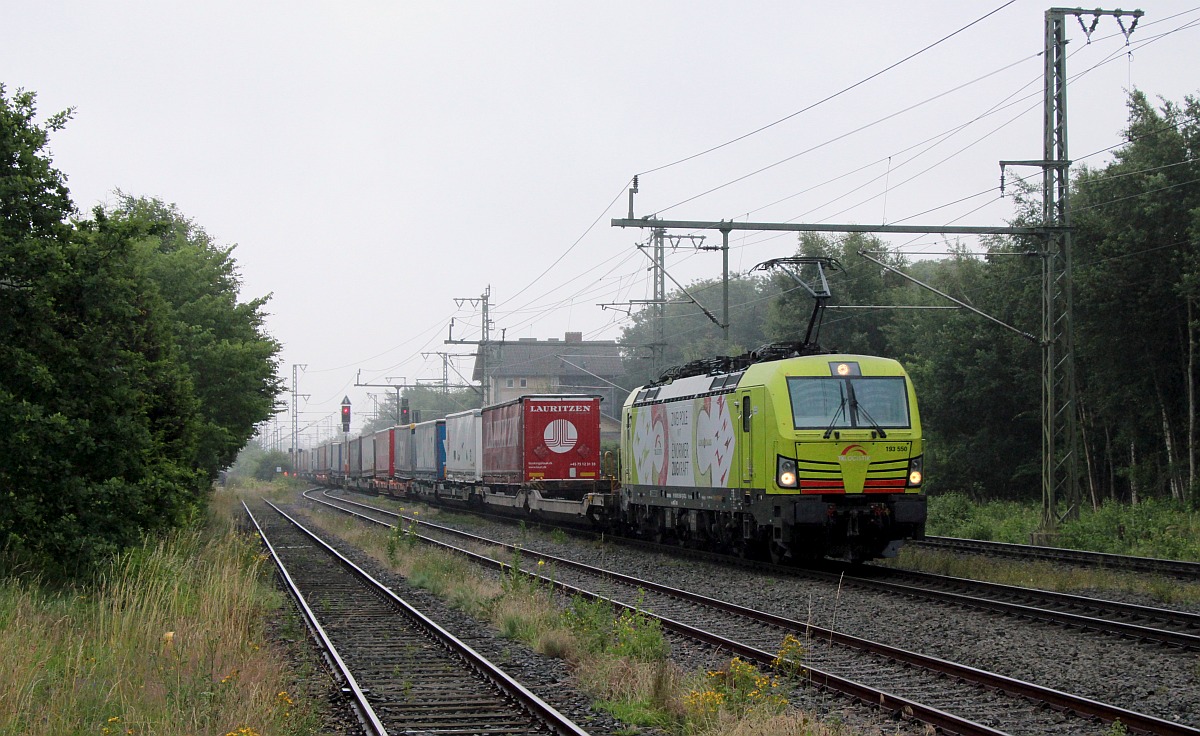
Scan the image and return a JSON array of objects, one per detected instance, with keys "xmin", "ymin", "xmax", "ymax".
[
  {"xmin": 850, "ymin": 564, "xmax": 1200, "ymax": 650},
  {"xmin": 913, "ymin": 535, "xmax": 1200, "ymax": 578},
  {"xmin": 307, "ymin": 489, "xmax": 1200, "ymax": 736},
  {"xmin": 336, "ymin": 490, "xmax": 1200, "ymax": 651},
  {"xmin": 468, "ymin": 500, "xmax": 1200, "ymax": 650},
  {"xmin": 244, "ymin": 497, "xmax": 591, "ymax": 736}
]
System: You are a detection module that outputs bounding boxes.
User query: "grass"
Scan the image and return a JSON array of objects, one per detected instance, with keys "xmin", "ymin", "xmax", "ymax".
[
  {"xmin": 926, "ymin": 493, "xmax": 1200, "ymax": 561},
  {"xmin": 889, "ymin": 545, "xmax": 1200, "ymax": 605},
  {"xmin": 889, "ymin": 492, "xmax": 1200, "ymax": 604},
  {"xmin": 298, "ymin": 501, "xmax": 858, "ymax": 735},
  {"xmin": 0, "ymin": 478, "xmax": 323, "ymax": 736}
]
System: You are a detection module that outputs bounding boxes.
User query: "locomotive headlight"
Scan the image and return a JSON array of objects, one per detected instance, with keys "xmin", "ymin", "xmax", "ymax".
[
  {"xmin": 777, "ymin": 456, "xmax": 799, "ymax": 489},
  {"xmin": 907, "ymin": 456, "xmax": 924, "ymax": 487}
]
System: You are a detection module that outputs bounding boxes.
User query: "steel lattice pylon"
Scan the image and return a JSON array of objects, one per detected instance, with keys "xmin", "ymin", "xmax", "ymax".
[{"xmin": 1039, "ymin": 7, "xmax": 1141, "ymax": 529}]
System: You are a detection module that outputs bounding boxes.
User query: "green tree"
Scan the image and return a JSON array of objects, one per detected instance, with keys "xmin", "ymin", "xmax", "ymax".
[
  {"xmin": 899, "ymin": 245, "xmax": 1042, "ymax": 499},
  {"xmin": 618, "ymin": 273, "xmax": 774, "ymax": 389},
  {"xmin": 765, "ymin": 232, "xmax": 915, "ymax": 355},
  {"xmin": 0, "ymin": 87, "xmax": 207, "ymax": 576},
  {"xmin": 228, "ymin": 441, "xmax": 293, "ymax": 482},
  {"xmin": 106, "ymin": 194, "xmax": 284, "ymax": 480},
  {"xmin": 1071, "ymin": 90, "xmax": 1200, "ymax": 506}
]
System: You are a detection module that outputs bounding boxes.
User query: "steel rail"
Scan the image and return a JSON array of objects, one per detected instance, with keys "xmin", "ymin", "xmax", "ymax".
[
  {"xmin": 916, "ymin": 535, "xmax": 1200, "ymax": 578},
  {"xmin": 858, "ymin": 565, "xmax": 1200, "ymax": 641},
  {"xmin": 256, "ymin": 497, "xmax": 591, "ymax": 736},
  {"xmin": 304, "ymin": 491, "xmax": 1004, "ymax": 736},
  {"xmin": 319, "ymin": 490, "xmax": 1200, "ymax": 649},
  {"xmin": 309, "ymin": 489, "xmax": 1200, "ymax": 736},
  {"xmin": 243, "ymin": 500, "xmax": 388, "ymax": 736}
]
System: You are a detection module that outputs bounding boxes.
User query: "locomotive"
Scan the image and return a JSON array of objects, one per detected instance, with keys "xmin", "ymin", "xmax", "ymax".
[
  {"xmin": 620, "ymin": 349, "xmax": 925, "ymax": 562},
  {"xmin": 299, "ymin": 350, "xmax": 925, "ymax": 563}
]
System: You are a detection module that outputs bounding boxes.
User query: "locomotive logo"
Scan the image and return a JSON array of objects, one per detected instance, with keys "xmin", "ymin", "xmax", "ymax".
[
  {"xmin": 543, "ymin": 419, "xmax": 579, "ymax": 454},
  {"xmin": 839, "ymin": 444, "xmax": 871, "ymax": 461},
  {"xmin": 838, "ymin": 444, "xmax": 871, "ymax": 494}
]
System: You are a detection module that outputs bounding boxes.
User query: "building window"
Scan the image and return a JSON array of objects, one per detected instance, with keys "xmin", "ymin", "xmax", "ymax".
[
  {"xmin": 519, "ymin": 378, "xmax": 528, "ymax": 388},
  {"xmin": 505, "ymin": 378, "xmax": 514, "ymax": 388}
]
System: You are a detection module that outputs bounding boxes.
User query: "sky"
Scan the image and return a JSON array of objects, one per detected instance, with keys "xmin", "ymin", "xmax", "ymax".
[{"xmin": 5, "ymin": 1, "xmax": 1198, "ymax": 447}]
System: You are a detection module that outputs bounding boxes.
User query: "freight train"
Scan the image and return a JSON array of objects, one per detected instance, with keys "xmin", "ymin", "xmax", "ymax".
[{"xmin": 297, "ymin": 348, "xmax": 927, "ymax": 563}]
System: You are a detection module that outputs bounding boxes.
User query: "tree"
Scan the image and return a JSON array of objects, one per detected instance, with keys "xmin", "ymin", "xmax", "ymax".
[
  {"xmin": 898, "ymin": 244, "xmax": 1042, "ymax": 500},
  {"xmin": 618, "ymin": 273, "xmax": 774, "ymax": 390},
  {"xmin": 765, "ymin": 232, "xmax": 915, "ymax": 355},
  {"xmin": 228, "ymin": 441, "xmax": 293, "ymax": 482},
  {"xmin": 0, "ymin": 86, "xmax": 73, "ymax": 248},
  {"xmin": 0, "ymin": 87, "xmax": 207, "ymax": 575},
  {"xmin": 105, "ymin": 194, "xmax": 284, "ymax": 480},
  {"xmin": 0, "ymin": 86, "xmax": 284, "ymax": 578},
  {"xmin": 1071, "ymin": 91, "xmax": 1200, "ymax": 506}
]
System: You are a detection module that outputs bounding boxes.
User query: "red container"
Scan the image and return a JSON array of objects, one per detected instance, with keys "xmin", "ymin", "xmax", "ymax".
[
  {"xmin": 373, "ymin": 427, "xmax": 395, "ymax": 479},
  {"xmin": 482, "ymin": 395, "xmax": 601, "ymax": 485}
]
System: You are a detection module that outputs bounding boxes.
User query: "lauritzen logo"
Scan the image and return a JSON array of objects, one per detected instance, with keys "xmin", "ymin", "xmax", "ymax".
[
  {"xmin": 544, "ymin": 419, "xmax": 579, "ymax": 453},
  {"xmin": 529, "ymin": 404, "xmax": 592, "ymax": 413}
]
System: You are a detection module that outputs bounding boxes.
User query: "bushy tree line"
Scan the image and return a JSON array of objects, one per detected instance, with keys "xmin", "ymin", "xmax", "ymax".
[
  {"xmin": 227, "ymin": 441, "xmax": 295, "ymax": 483},
  {"xmin": 619, "ymin": 90, "xmax": 1200, "ymax": 508},
  {"xmin": 0, "ymin": 86, "xmax": 282, "ymax": 577}
]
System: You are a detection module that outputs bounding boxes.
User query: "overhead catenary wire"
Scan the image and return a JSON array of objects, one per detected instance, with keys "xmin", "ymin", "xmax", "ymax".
[
  {"xmin": 312, "ymin": 6, "xmax": 1200, "ymax": 412},
  {"xmin": 472, "ymin": 8, "xmax": 1200, "ymax": 360},
  {"xmin": 636, "ymin": 1, "xmax": 1020, "ymax": 177},
  {"xmin": 678, "ymin": 16, "xmax": 1180, "ymax": 234},
  {"xmin": 662, "ymin": 10, "xmax": 1199, "ymax": 259},
  {"xmin": 724, "ymin": 17, "xmax": 1199, "ymax": 259}
]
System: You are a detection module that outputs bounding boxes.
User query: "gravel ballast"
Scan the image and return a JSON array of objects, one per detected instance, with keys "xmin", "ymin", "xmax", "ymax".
[{"xmin": 288, "ymin": 492, "xmax": 1200, "ymax": 734}]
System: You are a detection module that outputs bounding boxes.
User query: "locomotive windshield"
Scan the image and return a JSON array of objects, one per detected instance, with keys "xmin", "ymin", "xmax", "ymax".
[{"xmin": 787, "ymin": 376, "xmax": 910, "ymax": 430}]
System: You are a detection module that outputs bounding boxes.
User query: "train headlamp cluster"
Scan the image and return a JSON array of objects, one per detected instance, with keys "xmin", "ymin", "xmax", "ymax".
[
  {"xmin": 907, "ymin": 456, "xmax": 924, "ymax": 487},
  {"xmin": 777, "ymin": 456, "xmax": 799, "ymax": 489},
  {"xmin": 828, "ymin": 361, "xmax": 862, "ymax": 376}
]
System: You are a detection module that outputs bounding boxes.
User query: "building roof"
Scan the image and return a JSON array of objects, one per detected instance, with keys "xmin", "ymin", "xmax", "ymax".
[{"xmin": 472, "ymin": 334, "xmax": 624, "ymax": 382}]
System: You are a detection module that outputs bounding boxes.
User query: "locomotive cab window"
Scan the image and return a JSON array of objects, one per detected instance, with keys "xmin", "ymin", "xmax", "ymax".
[{"xmin": 787, "ymin": 376, "xmax": 910, "ymax": 430}]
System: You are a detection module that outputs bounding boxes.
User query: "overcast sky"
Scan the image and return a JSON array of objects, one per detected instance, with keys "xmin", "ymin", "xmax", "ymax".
[{"xmin": 5, "ymin": 1, "xmax": 1198, "ymax": 445}]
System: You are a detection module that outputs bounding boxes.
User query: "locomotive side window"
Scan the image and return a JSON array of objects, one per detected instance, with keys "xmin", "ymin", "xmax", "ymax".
[{"xmin": 787, "ymin": 376, "xmax": 910, "ymax": 430}]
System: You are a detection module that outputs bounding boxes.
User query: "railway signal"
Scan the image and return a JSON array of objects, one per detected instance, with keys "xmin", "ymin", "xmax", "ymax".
[{"xmin": 340, "ymin": 396, "xmax": 351, "ymax": 433}]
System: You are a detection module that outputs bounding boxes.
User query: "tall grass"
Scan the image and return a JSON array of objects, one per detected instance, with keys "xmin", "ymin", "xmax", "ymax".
[
  {"xmin": 926, "ymin": 493, "xmax": 1042, "ymax": 543},
  {"xmin": 1057, "ymin": 498, "xmax": 1200, "ymax": 560},
  {"xmin": 0, "ymin": 482, "xmax": 320, "ymax": 736},
  {"xmin": 927, "ymin": 492, "xmax": 1200, "ymax": 561}
]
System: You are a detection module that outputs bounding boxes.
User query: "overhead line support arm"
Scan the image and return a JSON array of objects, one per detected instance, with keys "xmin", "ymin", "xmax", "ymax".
[{"xmin": 611, "ymin": 218, "xmax": 1050, "ymax": 237}]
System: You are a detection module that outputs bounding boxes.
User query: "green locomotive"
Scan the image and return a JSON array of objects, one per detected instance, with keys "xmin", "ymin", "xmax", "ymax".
[{"xmin": 620, "ymin": 351, "xmax": 926, "ymax": 562}]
